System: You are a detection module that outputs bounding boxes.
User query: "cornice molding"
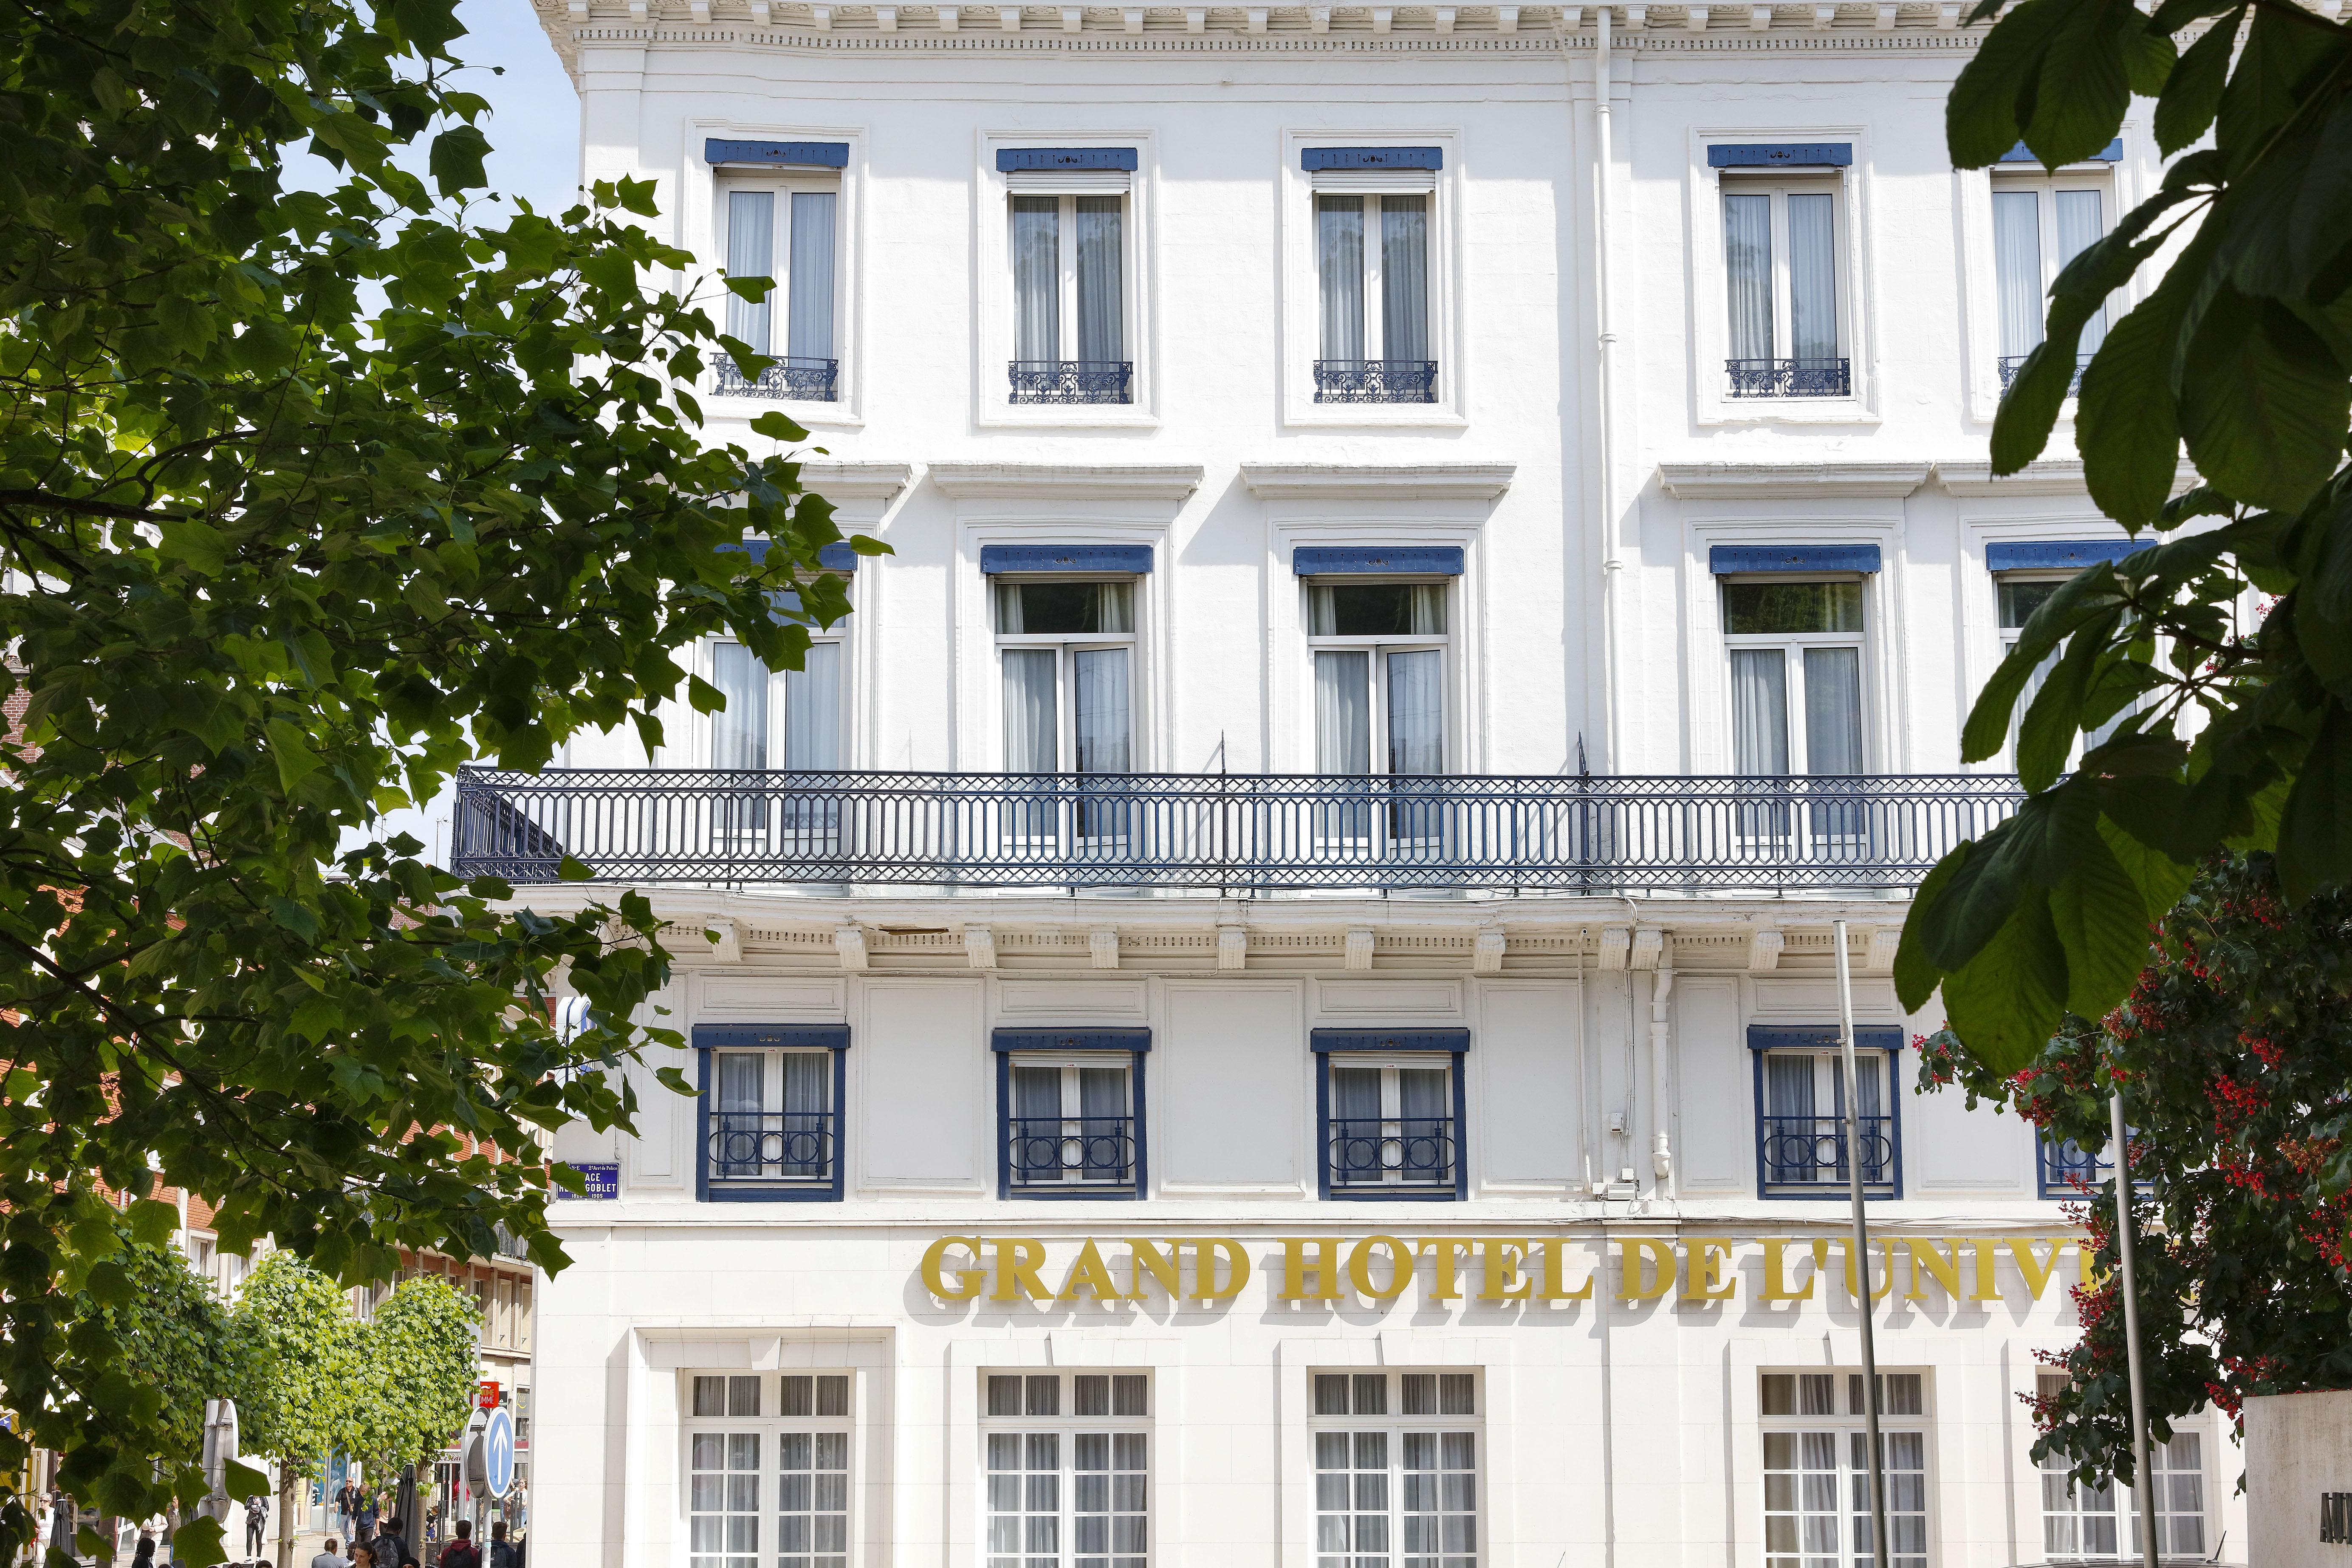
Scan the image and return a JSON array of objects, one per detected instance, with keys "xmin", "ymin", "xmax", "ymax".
[
  {"xmin": 1240, "ymin": 461, "xmax": 1515, "ymax": 500},
  {"xmin": 1933, "ymin": 458, "xmax": 2201, "ymax": 498},
  {"xmin": 925, "ymin": 461, "xmax": 1206, "ymax": 500},
  {"xmin": 800, "ymin": 461, "xmax": 915, "ymax": 504},
  {"xmin": 1656, "ymin": 461, "xmax": 1930, "ymax": 500}
]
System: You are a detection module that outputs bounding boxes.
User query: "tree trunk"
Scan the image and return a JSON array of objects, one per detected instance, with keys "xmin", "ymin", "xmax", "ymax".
[{"xmin": 277, "ymin": 1469, "xmax": 298, "ymax": 1568}]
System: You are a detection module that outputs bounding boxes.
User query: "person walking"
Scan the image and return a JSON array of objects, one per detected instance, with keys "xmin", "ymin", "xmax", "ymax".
[
  {"xmin": 353, "ymin": 1492, "xmax": 377, "ymax": 1548},
  {"xmin": 243, "ymin": 1496, "xmax": 268, "ymax": 1562},
  {"xmin": 376, "ymin": 1518, "xmax": 415, "ymax": 1568},
  {"xmin": 485, "ymin": 1525, "xmax": 517, "ymax": 1568},
  {"xmin": 132, "ymin": 1531, "xmax": 157, "ymax": 1568},
  {"xmin": 310, "ymin": 1538, "xmax": 348, "ymax": 1568},
  {"xmin": 348, "ymin": 1545, "xmax": 377, "ymax": 1568},
  {"xmin": 433, "ymin": 1522, "xmax": 479, "ymax": 1568}
]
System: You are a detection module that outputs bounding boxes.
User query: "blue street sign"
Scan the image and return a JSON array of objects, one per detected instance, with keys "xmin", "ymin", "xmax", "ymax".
[
  {"xmin": 557, "ymin": 1162, "xmax": 619, "ymax": 1201},
  {"xmin": 483, "ymin": 1407, "xmax": 516, "ymax": 1498}
]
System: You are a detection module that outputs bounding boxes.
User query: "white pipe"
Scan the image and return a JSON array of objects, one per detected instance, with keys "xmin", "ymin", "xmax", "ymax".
[
  {"xmin": 1592, "ymin": 4, "xmax": 1622, "ymax": 771},
  {"xmin": 1833, "ymin": 919, "xmax": 1891, "ymax": 1568},
  {"xmin": 1649, "ymin": 963, "xmax": 1674, "ymax": 1189},
  {"xmin": 2111, "ymin": 1090, "xmax": 2160, "ymax": 1568}
]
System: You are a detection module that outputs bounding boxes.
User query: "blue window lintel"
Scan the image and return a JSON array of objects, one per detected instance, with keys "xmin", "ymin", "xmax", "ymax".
[
  {"xmin": 695, "ymin": 1023, "xmax": 851, "ymax": 1050},
  {"xmin": 992, "ymin": 1028, "xmax": 1152, "ymax": 1053},
  {"xmin": 1985, "ymin": 538, "xmax": 2146, "ymax": 573},
  {"xmin": 1293, "ymin": 545, "xmax": 1465, "ymax": 577},
  {"xmin": 1710, "ymin": 544, "xmax": 1882, "ymax": 576},
  {"xmin": 1746, "ymin": 1024, "xmax": 1904, "ymax": 1052},
  {"xmin": 718, "ymin": 538, "xmax": 862, "ymax": 573},
  {"xmin": 1302, "ymin": 146, "xmax": 1443, "ymax": 172},
  {"xmin": 1311, "ymin": 1028, "xmax": 1471, "ymax": 1054},
  {"xmin": 980, "ymin": 544, "xmax": 1153, "ymax": 575},
  {"xmin": 1999, "ymin": 138, "xmax": 2124, "ymax": 164},
  {"xmin": 996, "ymin": 147, "xmax": 1139, "ymax": 172},
  {"xmin": 706, "ymin": 138, "xmax": 850, "ymax": 169},
  {"xmin": 1709, "ymin": 142, "xmax": 1854, "ymax": 169}
]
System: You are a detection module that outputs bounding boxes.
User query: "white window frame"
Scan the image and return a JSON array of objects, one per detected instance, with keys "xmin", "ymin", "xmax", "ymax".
[
  {"xmin": 1717, "ymin": 173, "xmax": 1850, "ymax": 390},
  {"xmin": 1986, "ymin": 171, "xmax": 2114, "ymax": 379},
  {"xmin": 682, "ymin": 1372, "xmax": 857, "ymax": 1568},
  {"xmin": 1003, "ymin": 1052, "xmax": 1137, "ymax": 1192},
  {"xmin": 1687, "ymin": 130, "xmax": 1878, "ymax": 427},
  {"xmin": 1310, "ymin": 191, "xmax": 1435, "ymax": 381},
  {"xmin": 714, "ymin": 173, "xmax": 844, "ymax": 406},
  {"xmin": 1302, "ymin": 578, "xmax": 1452, "ymax": 778},
  {"xmin": 992, "ymin": 576, "xmax": 1140, "ymax": 774},
  {"xmin": 1307, "ymin": 1368, "xmax": 1483, "ymax": 1568},
  {"xmin": 1282, "ymin": 133, "xmax": 1463, "ymax": 428},
  {"xmin": 978, "ymin": 138, "xmax": 1156, "ymax": 429},
  {"xmin": 1008, "ymin": 194, "xmax": 1131, "ymax": 379},
  {"xmin": 1755, "ymin": 1045, "xmax": 1896, "ymax": 1196},
  {"xmin": 1718, "ymin": 575, "xmax": 1871, "ymax": 775},
  {"xmin": 980, "ymin": 1370, "xmax": 1152, "ymax": 1568},
  {"xmin": 701, "ymin": 619, "xmax": 850, "ymax": 772},
  {"xmin": 1758, "ymin": 1369, "xmax": 1932, "ymax": 1568},
  {"xmin": 2035, "ymin": 1375, "xmax": 2211, "ymax": 1561}
]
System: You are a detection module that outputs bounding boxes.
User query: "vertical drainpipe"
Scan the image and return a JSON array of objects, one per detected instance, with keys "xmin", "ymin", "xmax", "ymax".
[
  {"xmin": 1649, "ymin": 963, "xmax": 1674, "ymax": 1192},
  {"xmin": 1592, "ymin": 3, "xmax": 1622, "ymax": 773}
]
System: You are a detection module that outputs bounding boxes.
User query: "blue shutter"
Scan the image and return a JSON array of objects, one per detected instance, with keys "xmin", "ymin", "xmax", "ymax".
[
  {"xmin": 1709, "ymin": 544, "xmax": 1882, "ymax": 575},
  {"xmin": 979, "ymin": 545, "xmax": 1153, "ymax": 574},
  {"xmin": 706, "ymin": 139, "xmax": 851, "ymax": 168},
  {"xmin": 1292, "ymin": 546, "xmax": 1465, "ymax": 576}
]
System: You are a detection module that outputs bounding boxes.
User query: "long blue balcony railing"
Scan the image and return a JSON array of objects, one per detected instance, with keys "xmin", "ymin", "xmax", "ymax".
[{"xmin": 450, "ymin": 768, "xmax": 2024, "ymax": 893}]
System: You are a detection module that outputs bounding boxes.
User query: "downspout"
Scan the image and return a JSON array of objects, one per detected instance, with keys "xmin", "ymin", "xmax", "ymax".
[
  {"xmin": 1649, "ymin": 963, "xmax": 1674, "ymax": 1192},
  {"xmin": 1592, "ymin": 3, "xmax": 1622, "ymax": 771}
]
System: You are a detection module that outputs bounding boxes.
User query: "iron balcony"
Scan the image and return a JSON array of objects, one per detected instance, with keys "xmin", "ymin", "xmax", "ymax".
[
  {"xmin": 1997, "ymin": 351, "xmax": 2092, "ymax": 394},
  {"xmin": 1007, "ymin": 359, "xmax": 1134, "ymax": 404},
  {"xmin": 1725, "ymin": 356, "xmax": 1852, "ymax": 398},
  {"xmin": 452, "ymin": 767, "xmax": 2024, "ymax": 894},
  {"xmin": 714, "ymin": 356, "xmax": 841, "ymax": 402},
  {"xmin": 1313, "ymin": 359, "xmax": 1440, "ymax": 403}
]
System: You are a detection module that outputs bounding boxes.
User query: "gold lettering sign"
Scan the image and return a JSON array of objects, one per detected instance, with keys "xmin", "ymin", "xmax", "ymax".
[{"xmin": 917, "ymin": 1235, "xmax": 2088, "ymax": 1310}]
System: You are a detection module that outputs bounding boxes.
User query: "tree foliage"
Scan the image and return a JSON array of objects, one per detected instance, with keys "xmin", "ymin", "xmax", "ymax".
[
  {"xmin": 0, "ymin": 0, "xmax": 870, "ymax": 1555},
  {"xmin": 1904, "ymin": 0, "xmax": 2352, "ymax": 1071},
  {"xmin": 67, "ymin": 1235, "xmax": 259, "ymax": 1473},
  {"xmin": 348, "ymin": 1277, "xmax": 481, "ymax": 1480},
  {"xmin": 232, "ymin": 1254, "xmax": 364, "ymax": 1482},
  {"xmin": 1918, "ymin": 854, "xmax": 2352, "ymax": 1483}
]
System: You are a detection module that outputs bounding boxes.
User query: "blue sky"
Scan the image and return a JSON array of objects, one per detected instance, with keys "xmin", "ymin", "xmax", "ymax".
[{"xmin": 448, "ymin": 0, "xmax": 584, "ymax": 219}]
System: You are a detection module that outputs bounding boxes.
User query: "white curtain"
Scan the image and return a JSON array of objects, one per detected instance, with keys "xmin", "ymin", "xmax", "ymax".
[
  {"xmin": 993, "ymin": 581, "xmax": 1024, "ymax": 633},
  {"xmin": 1315, "ymin": 650, "xmax": 1371, "ymax": 774},
  {"xmin": 1787, "ymin": 192, "xmax": 1838, "ymax": 360},
  {"xmin": 1730, "ymin": 648, "xmax": 1790, "ymax": 774},
  {"xmin": 1317, "ymin": 195, "xmax": 1365, "ymax": 361},
  {"xmin": 1001, "ymin": 648, "xmax": 1058, "ymax": 771},
  {"xmin": 711, "ymin": 642, "xmax": 769, "ymax": 769},
  {"xmin": 1075, "ymin": 195, "xmax": 1123, "ymax": 363},
  {"xmin": 781, "ymin": 1051, "xmax": 828, "ymax": 1114},
  {"xmin": 782, "ymin": 641, "xmax": 840, "ymax": 770},
  {"xmin": 1398, "ymin": 1066, "xmax": 1447, "ymax": 1122},
  {"xmin": 717, "ymin": 1052, "xmax": 764, "ymax": 1113},
  {"xmin": 1073, "ymin": 647, "xmax": 1130, "ymax": 773},
  {"xmin": 1330, "ymin": 1065, "xmax": 1381, "ymax": 1122},
  {"xmin": 726, "ymin": 190, "xmax": 775, "ymax": 356},
  {"xmin": 1409, "ymin": 583, "xmax": 1445, "ymax": 633},
  {"xmin": 1011, "ymin": 196, "xmax": 1059, "ymax": 362},
  {"xmin": 1852, "ymin": 1051, "xmax": 1884, "ymax": 1120},
  {"xmin": 1722, "ymin": 192, "xmax": 1773, "ymax": 362},
  {"xmin": 1385, "ymin": 648, "xmax": 1443, "ymax": 775},
  {"xmin": 1093, "ymin": 582, "xmax": 1133, "ymax": 633},
  {"xmin": 1381, "ymin": 195, "xmax": 1429, "ymax": 362},
  {"xmin": 787, "ymin": 191, "xmax": 836, "ymax": 362},
  {"xmin": 2056, "ymin": 189, "xmax": 2107, "ymax": 353},
  {"xmin": 1991, "ymin": 189, "xmax": 2044, "ymax": 361},
  {"xmin": 1013, "ymin": 1064, "xmax": 1061, "ymax": 1122},
  {"xmin": 1802, "ymin": 647, "xmax": 1864, "ymax": 774}
]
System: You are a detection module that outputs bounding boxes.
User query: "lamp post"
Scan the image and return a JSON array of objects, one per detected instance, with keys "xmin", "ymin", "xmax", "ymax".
[
  {"xmin": 1832, "ymin": 920, "xmax": 1889, "ymax": 1568},
  {"xmin": 2111, "ymin": 1088, "xmax": 2161, "ymax": 1568}
]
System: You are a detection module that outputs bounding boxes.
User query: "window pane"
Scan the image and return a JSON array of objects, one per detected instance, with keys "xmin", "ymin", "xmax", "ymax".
[
  {"xmin": 781, "ymin": 1051, "xmax": 830, "ymax": 1115},
  {"xmin": 728, "ymin": 1375, "xmax": 761, "ymax": 1417},
  {"xmin": 1722, "ymin": 580, "xmax": 1863, "ymax": 635},
  {"xmin": 1331, "ymin": 1066, "xmax": 1382, "ymax": 1121},
  {"xmin": 817, "ymin": 1376, "xmax": 850, "ymax": 1417},
  {"xmin": 1352, "ymin": 1373, "xmax": 1388, "ymax": 1416},
  {"xmin": 1381, "ymin": 194, "xmax": 1429, "ymax": 362},
  {"xmin": 1723, "ymin": 192, "xmax": 1773, "ymax": 362},
  {"xmin": 1317, "ymin": 195, "xmax": 1365, "ymax": 361},
  {"xmin": 2055, "ymin": 188, "xmax": 2107, "ymax": 351},
  {"xmin": 1730, "ymin": 649, "xmax": 1790, "ymax": 776},
  {"xmin": 1397, "ymin": 1067, "xmax": 1448, "ymax": 1122},
  {"xmin": 787, "ymin": 191, "xmax": 837, "ymax": 361},
  {"xmin": 1760, "ymin": 1375, "xmax": 1794, "ymax": 1416},
  {"xmin": 1026, "ymin": 1375, "xmax": 1061, "ymax": 1417},
  {"xmin": 1075, "ymin": 195, "xmax": 1124, "ymax": 363},
  {"xmin": 693, "ymin": 1377, "xmax": 728, "ymax": 1418},
  {"xmin": 782, "ymin": 641, "xmax": 841, "ymax": 771},
  {"xmin": 711, "ymin": 643, "xmax": 770, "ymax": 770},
  {"xmin": 1074, "ymin": 648, "xmax": 1131, "ymax": 774},
  {"xmin": 988, "ymin": 1376, "xmax": 1023, "ymax": 1417},
  {"xmin": 1400, "ymin": 1374, "xmax": 1436, "ymax": 1416},
  {"xmin": 1787, "ymin": 192, "xmax": 1838, "ymax": 360},
  {"xmin": 1991, "ymin": 188, "xmax": 2044, "ymax": 361},
  {"xmin": 725, "ymin": 190, "xmax": 775, "ymax": 355},
  {"xmin": 1386, "ymin": 649, "xmax": 1443, "ymax": 776},
  {"xmin": 1075, "ymin": 1375, "xmax": 1110, "ymax": 1416},
  {"xmin": 1003, "ymin": 580, "xmax": 1131, "ymax": 635},
  {"xmin": 1013, "ymin": 1064, "xmax": 1062, "ymax": 1123},
  {"xmin": 1011, "ymin": 195, "xmax": 1059, "ymax": 362},
  {"xmin": 1314, "ymin": 1375, "xmax": 1352, "ymax": 1416},
  {"xmin": 1438, "ymin": 1374, "xmax": 1475, "ymax": 1416},
  {"xmin": 1001, "ymin": 649, "xmax": 1058, "ymax": 773},
  {"xmin": 1314, "ymin": 652, "xmax": 1372, "ymax": 775},
  {"xmin": 1998, "ymin": 578, "xmax": 2060, "ymax": 631},
  {"xmin": 782, "ymin": 1376, "xmax": 813, "ymax": 1418},
  {"xmin": 1314, "ymin": 583, "xmax": 1447, "ymax": 637},
  {"xmin": 1113, "ymin": 1376, "xmax": 1148, "ymax": 1417},
  {"xmin": 716, "ymin": 1053, "xmax": 764, "ymax": 1115},
  {"xmin": 1802, "ymin": 647, "xmax": 1864, "ymax": 775}
]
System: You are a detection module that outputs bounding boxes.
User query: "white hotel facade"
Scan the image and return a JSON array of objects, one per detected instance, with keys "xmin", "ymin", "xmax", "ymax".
[{"xmin": 482, "ymin": 1, "xmax": 2245, "ymax": 1563}]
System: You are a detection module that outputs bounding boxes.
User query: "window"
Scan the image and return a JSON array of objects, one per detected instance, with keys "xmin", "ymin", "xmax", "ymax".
[
  {"xmin": 1722, "ymin": 178, "xmax": 1849, "ymax": 397},
  {"xmin": 1009, "ymin": 195, "xmax": 1130, "ymax": 405},
  {"xmin": 1308, "ymin": 582, "xmax": 1448, "ymax": 780},
  {"xmin": 983, "ymin": 1371, "xmax": 1150, "ymax": 1568},
  {"xmin": 2036, "ymin": 1376, "xmax": 2207, "ymax": 1559},
  {"xmin": 1995, "ymin": 574, "xmax": 2136, "ymax": 767},
  {"xmin": 1750, "ymin": 1027, "xmax": 1900, "ymax": 1199},
  {"xmin": 1315, "ymin": 1032, "xmax": 1467, "ymax": 1200},
  {"xmin": 686, "ymin": 1373, "xmax": 853, "ymax": 1568},
  {"xmin": 709, "ymin": 636, "xmax": 844, "ymax": 773},
  {"xmin": 1315, "ymin": 195, "xmax": 1434, "ymax": 403},
  {"xmin": 994, "ymin": 1031, "xmax": 1146, "ymax": 1198},
  {"xmin": 697, "ymin": 1026, "xmax": 848, "ymax": 1202},
  {"xmin": 997, "ymin": 580, "xmax": 1135, "ymax": 777},
  {"xmin": 1759, "ymin": 1371, "xmax": 1928, "ymax": 1568},
  {"xmin": 1311, "ymin": 1370, "xmax": 1480, "ymax": 1568},
  {"xmin": 1992, "ymin": 175, "xmax": 2108, "ymax": 394},
  {"xmin": 719, "ymin": 184, "xmax": 840, "ymax": 402},
  {"xmin": 1722, "ymin": 579, "xmax": 1865, "ymax": 777}
]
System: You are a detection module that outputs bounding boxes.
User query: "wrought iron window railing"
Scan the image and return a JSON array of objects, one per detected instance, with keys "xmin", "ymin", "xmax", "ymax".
[
  {"xmin": 1726, "ymin": 356, "xmax": 1852, "ymax": 398},
  {"xmin": 1313, "ymin": 359, "xmax": 1440, "ymax": 403},
  {"xmin": 1998, "ymin": 351, "xmax": 2092, "ymax": 395},
  {"xmin": 1005, "ymin": 1115, "xmax": 1138, "ymax": 1189},
  {"xmin": 715, "ymin": 356, "xmax": 840, "ymax": 402},
  {"xmin": 1758, "ymin": 1113, "xmax": 1897, "ymax": 1198},
  {"xmin": 1326, "ymin": 1115, "xmax": 1457, "ymax": 1191},
  {"xmin": 2036, "ymin": 1131, "xmax": 2153, "ymax": 1198},
  {"xmin": 452, "ymin": 767, "xmax": 2024, "ymax": 894},
  {"xmin": 1007, "ymin": 359, "xmax": 1133, "ymax": 404},
  {"xmin": 706, "ymin": 1110, "xmax": 839, "ymax": 1187}
]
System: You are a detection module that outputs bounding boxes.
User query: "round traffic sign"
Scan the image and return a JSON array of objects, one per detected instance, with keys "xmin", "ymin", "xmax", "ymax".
[{"xmin": 483, "ymin": 1406, "xmax": 516, "ymax": 1498}]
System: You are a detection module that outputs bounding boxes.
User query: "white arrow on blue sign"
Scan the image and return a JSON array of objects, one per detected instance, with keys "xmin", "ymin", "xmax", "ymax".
[{"xmin": 483, "ymin": 1407, "xmax": 516, "ymax": 1498}]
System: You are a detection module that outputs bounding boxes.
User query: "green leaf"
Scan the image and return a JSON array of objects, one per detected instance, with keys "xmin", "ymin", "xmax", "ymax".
[
  {"xmin": 2096, "ymin": 812, "xmax": 2197, "ymax": 924},
  {"xmin": 2050, "ymin": 827, "xmax": 2155, "ymax": 1014},
  {"xmin": 1941, "ymin": 892, "xmax": 2070, "ymax": 1074},
  {"xmin": 2017, "ymin": 606, "xmax": 2121, "ymax": 791},
  {"xmin": 429, "ymin": 124, "xmax": 491, "ymax": 198},
  {"xmin": 722, "ymin": 275, "xmax": 776, "ymax": 302},
  {"xmin": 225, "ymin": 1458, "xmax": 272, "ymax": 1496},
  {"xmin": 2024, "ymin": 0, "xmax": 2140, "ymax": 167},
  {"xmin": 2178, "ymin": 287, "xmax": 2352, "ymax": 514},
  {"xmin": 2276, "ymin": 701, "xmax": 2352, "ymax": 904},
  {"xmin": 749, "ymin": 410, "xmax": 811, "ymax": 443},
  {"xmin": 1961, "ymin": 564, "xmax": 2125, "ymax": 761},
  {"xmin": 558, "ymin": 854, "xmax": 596, "ymax": 881},
  {"xmin": 158, "ymin": 518, "xmax": 228, "ymax": 576},
  {"xmin": 1947, "ymin": 0, "xmax": 2076, "ymax": 167},
  {"xmin": 1895, "ymin": 846, "xmax": 1970, "ymax": 1011},
  {"xmin": 2152, "ymin": 6, "xmax": 2241, "ymax": 154},
  {"xmin": 170, "ymin": 1518, "xmax": 226, "ymax": 1568},
  {"xmin": 686, "ymin": 672, "xmax": 726, "ymax": 715},
  {"xmin": 265, "ymin": 718, "xmax": 325, "ymax": 786},
  {"xmin": 2078, "ymin": 238, "xmax": 2205, "ymax": 528}
]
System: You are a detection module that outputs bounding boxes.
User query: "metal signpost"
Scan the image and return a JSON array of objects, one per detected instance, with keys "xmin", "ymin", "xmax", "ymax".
[
  {"xmin": 1832, "ymin": 921, "xmax": 1890, "ymax": 1568},
  {"xmin": 2111, "ymin": 1089, "xmax": 2161, "ymax": 1568}
]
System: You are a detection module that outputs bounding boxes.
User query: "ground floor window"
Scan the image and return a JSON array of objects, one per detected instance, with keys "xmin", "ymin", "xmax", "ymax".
[
  {"xmin": 2037, "ymin": 1375, "xmax": 2208, "ymax": 1560},
  {"xmin": 1759, "ymin": 1370, "xmax": 1928, "ymax": 1568},
  {"xmin": 685, "ymin": 1373, "xmax": 851, "ymax": 1568},
  {"xmin": 1311, "ymin": 1370, "xmax": 1480, "ymax": 1568},
  {"xmin": 983, "ymin": 1371, "xmax": 1150, "ymax": 1568}
]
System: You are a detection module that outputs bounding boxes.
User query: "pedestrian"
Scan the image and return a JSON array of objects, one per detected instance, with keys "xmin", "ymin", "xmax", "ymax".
[
  {"xmin": 377, "ymin": 1517, "xmax": 415, "ymax": 1568},
  {"xmin": 132, "ymin": 1531, "xmax": 157, "ymax": 1568},
  {"xmin": 243, "ymin": 1495, "xmax": 268, "ymax": 1561},
  {"xmin": 310, "ymin": 1537, "xmax": 348, "ymax": 1568},
  {"xmin": 354, "ymin": 1492, "xmax": 377, "ymax": 1546},
  {"xmin": 485, "ymin": 1524, "xmax": 517, "ymax": 1568},
  {"xmin": 348, "ymin": 1545, "xmax": 377, "ymax": 1568},
  {"xmin": 434, "ymin": 1522, "xmax": 479, "ymax": 1568}
]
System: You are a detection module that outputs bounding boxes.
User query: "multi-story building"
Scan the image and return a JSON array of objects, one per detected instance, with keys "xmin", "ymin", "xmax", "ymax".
[{"xmin": 478, "ymin": 2, "xmax": 2245, "ymax": 1563}]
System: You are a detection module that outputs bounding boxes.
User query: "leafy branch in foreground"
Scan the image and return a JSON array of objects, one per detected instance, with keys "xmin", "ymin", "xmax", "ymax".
[
  {"xmin": 0, "ymin": 0, "xmax": 881, "ymax": 1554},
  {"xmin": 1903, "ymin": 0, "xmax": 2352, "ymax": 1069}
]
